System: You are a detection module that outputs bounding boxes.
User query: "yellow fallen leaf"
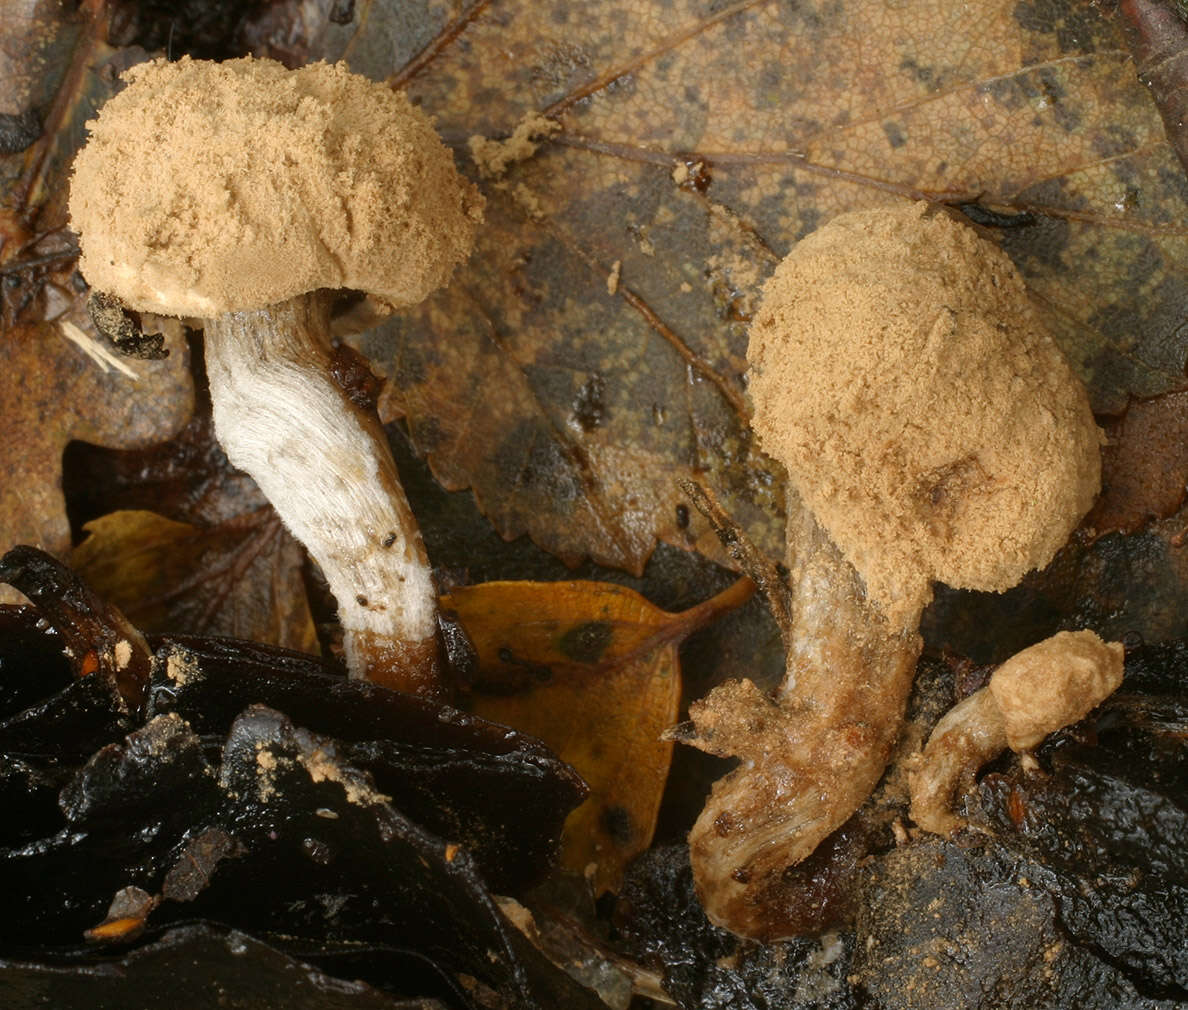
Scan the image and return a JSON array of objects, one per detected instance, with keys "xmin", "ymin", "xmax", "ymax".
[{"xmin": 446, "ymin": 577, "xmax": 753, "ymax": 893}]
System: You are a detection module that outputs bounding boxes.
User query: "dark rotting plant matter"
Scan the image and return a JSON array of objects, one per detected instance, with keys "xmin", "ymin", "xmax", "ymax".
[
  {"xmin": 0, "ymin": 547, "xmax": 597, "ymax": 1009},
  {"xmin": 613, "ymin": 644, "xmax": 1188, "ymax": 1009},
  {"xmin": 101, "ymin": 0, "xmax": 276, "ymax": 61},
  {"xmin": 3, "ymin": 546, "xmax": 1184, "ymax": 1006}
]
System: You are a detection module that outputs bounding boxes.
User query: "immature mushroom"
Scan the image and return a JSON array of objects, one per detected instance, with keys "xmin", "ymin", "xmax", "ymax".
[
  {"xmin": 683, "ymin": 203, "xmax": 1102, "ymax": 939},
  {"xmin": 68, "ymin": 58, "xmax": 483, "ymax": 698},
  {"xmin": 909, "ymin": 629, "xmax": 1124, "ymax": 836}
]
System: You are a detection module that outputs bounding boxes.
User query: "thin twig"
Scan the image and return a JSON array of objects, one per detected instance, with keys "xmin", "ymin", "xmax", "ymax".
[
  {"xmin": 679, "ymin": 477, "xmax": 790, "ymax": 648},
  {"xmin": 59, "ymin": 320, "xmax": 140, "ymax": 380}
]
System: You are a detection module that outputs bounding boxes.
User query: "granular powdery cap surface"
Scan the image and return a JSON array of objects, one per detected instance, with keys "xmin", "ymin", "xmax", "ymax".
[
  {"xmin": 747, "ymin": 203, "xmax": 1101, "ymax": 624},
  {"xmin": 69, "ymin": 57, "xmax": 484, "ymax": 317}
]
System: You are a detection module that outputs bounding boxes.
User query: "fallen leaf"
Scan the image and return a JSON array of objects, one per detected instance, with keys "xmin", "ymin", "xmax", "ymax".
[
  {"xmin": 1086, "ymin": 390, "xmax": 1188, "ymax": 539},
  {"xmin": 0, "ymin": 323, "xmax": 192, "ymax": 576},
  {"xmin": 1116, "ymin": 0, "xmax": 1188, "ymax": 178},
  {"xmin": 324, "ymin": 0, "xmax": 1188, "ymax": 577},
  {"xmin": 0, "ymin": 2, "xmax": 80, "ymax": 155},
  {"xmin": 72, "ymin": 509, "xmax": 318, "ymax": 654},
  {"xmin": 447, "ymin": 576, "xmax": 753, "ymax": 893},
  {"xmin": 1, "ymin": 10, "xmax": 193, "ymax": 584},
  {"xmin": 62, "ymin": 381, "xmax": 268, "ymax": 530}
]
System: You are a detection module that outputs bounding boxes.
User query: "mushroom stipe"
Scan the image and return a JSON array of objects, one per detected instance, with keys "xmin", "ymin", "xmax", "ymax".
[
  {"xmin": 681, "ymin": 203, "xmax": 1105, "ymax": 940},
  {"xmin": 69, "ymin": 57, "xmax": 483, "ymax": 698}
]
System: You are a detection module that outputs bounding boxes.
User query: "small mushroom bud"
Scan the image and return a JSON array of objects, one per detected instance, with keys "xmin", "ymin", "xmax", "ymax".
[
  {"xmin": 682, "ymin": 203, "xmax": 1103, "ymax": 939},
  {"xmin": 68, "ymin": 57, "xmax": 483, "ymax": 698},
  {"xmin": 908, "ymin": 630, "xmax": 1124, "ymax": 836}
]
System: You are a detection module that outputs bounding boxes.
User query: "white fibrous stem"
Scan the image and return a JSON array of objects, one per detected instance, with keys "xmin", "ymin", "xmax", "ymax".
[
  {"xmin": 204, "ymin": 293, "xmax": 444, "ymax": 697},
  {"xmin": 685, "ymin": 490, "xmax": 924, "ymax": 939},
  {"xmin": 909, "ymin": 630, "xmax": 1124, "ymax": 836}
]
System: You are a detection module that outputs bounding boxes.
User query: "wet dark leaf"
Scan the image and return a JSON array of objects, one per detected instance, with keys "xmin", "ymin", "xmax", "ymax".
[
  {"xmin": 0, "ymin": 672, "xmax": 130, "ymax": 763},
  {"xmin": 922, "ymin": 509, "xmax": 1188, "ymax": 667},
  {"xmin": 196, "ymin": 704, "xmax": 600, "ymax": 1008},
  {"xmin": 0, "ymin": 605, "xmax": 71, "ymax": 718},
  {"xmin": 970, "ymin": 684, "xmax": 1188, "ymax": 995},
  {"xmin": 0, "ymin": 564, "xmax": 596, "ymax": 1007},
  {"xmin": 147, "ymin": 636, "xmax": 586, "ymax": 894},
  {"xmin": 57, "ymin": 712, "xmax": 215, "ymax": 826},
  {"xmin": 1, "ymin": 924, "xmax": 444, "ymax": 1010},
  {"xmin": 615, "ymin": 846, "xmax": 859, "ymax": 1010},
  {"xmin": 856, "ymin": 840, "xmax": 1179, "ymax": 1010},
  {"xmin": 0, "ymin": 545, "xmax": 152, "ymax": 709}
]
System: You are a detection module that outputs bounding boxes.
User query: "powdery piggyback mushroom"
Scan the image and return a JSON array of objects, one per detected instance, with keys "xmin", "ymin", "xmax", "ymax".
[
  {"xmin": 70, "ymin": 57, "xmax": 483, "ymax": 698},
  {"xmin": 909, "ymin": 629, "xmax": 1124, "ymax": 837},
  {"xmin": 747, "ymin": 202, "xmax": 1101, "ymax": 626},
  {"xmin": 683, "ymin": 203, "xmax": 1103, "ymax": 939},
  {"xmin": 70, "ymin": 57, "xmax": 478, "ymax": 318}
]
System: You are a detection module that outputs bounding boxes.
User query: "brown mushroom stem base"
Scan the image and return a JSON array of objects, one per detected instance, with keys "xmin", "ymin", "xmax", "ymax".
[
  {"xmin": 684, "ymin": 494, "xmax": 922, "ymax": 940},
  {"xmin": 347, "ymin": 628, "xmax": 445, "ymax": 700},
  {"xmin": 907, "ymin": 689, "xmax": 1005, "ymax": 838},
  {"xmin": 204, "ymin": 293, "xmax": 445, "ymax": 698}
]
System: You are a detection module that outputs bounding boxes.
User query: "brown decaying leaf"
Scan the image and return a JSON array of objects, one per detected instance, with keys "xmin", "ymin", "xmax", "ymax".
[
  {"xmin": 1086, "ymin": 389, "xmax": 1188, "ymax": 540},
  {"xmin": 447, "ymin": 576, "xmax": 753, "ymax": 894},
  {"xmin": 72, "ymin": 509, "xmax": 318, "ymax": 654},
  {"xmin": 1116, "ymin": 0, "xmax": 1188, "ymax": 178},
  {"xmin": 0, "ymin": 324, "xmax": 192, "ymax": 566},
  {"xmin": 0, "ymin": 2, "xmax": 80, "ymax": 135},
  {"xmin": 325, "ymin": 0, "xmax": 1188, "ymax": 579},
  {"xmin": 1, "ymin": 7, "xmax": 193, "ymax": 586},
  {"xmin": 62, "ymin": 374, "xmax": 269, "ymax": 531}
]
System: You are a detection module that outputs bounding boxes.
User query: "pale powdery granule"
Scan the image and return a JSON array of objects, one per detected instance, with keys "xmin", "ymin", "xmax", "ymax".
[
  {"xmin": 69, "ymin": 56, "xmax": 483, "ymax": 317},
  {"xmin": 747, "ymin": 203, "xmax": 1102, "ymax": 624}
]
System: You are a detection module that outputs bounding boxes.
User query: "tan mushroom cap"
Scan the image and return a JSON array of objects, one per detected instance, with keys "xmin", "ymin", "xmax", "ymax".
[
  {"xmin": 69, "ymin": 57, "xmax": 483, "ymax": 318},
  {"xmin": 747, "ymin": 203, "xmax": 1102, "ymax": 625},
  {"xmin": 989, "ymin": 629, "xmax": 1124, "ymax": 752}
]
